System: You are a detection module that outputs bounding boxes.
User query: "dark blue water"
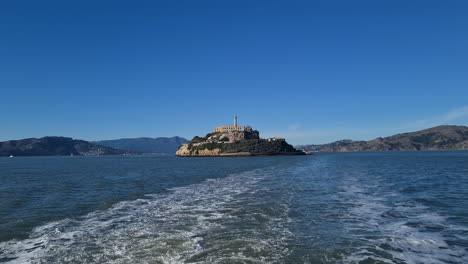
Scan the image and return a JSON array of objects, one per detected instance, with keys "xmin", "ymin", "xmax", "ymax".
[{"xmin": 0, "ymin": 152, "xmax": 467, "ymax": 263}]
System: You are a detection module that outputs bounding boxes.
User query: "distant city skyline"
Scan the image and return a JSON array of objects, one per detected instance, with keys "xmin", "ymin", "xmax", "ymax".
[{"xmin": 1, "ymin": 1, "xmax": 467, "ymax": 145}]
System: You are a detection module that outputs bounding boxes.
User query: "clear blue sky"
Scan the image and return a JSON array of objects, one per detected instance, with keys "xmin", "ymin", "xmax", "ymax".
[{"xmin": 1, "ymin": 0, "xmax": 467, "ymax": 145}]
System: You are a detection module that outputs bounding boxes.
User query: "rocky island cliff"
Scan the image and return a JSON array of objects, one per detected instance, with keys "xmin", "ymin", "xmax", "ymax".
[{"xmin": 176, "ymin": 116, "xmax": 305, "ymax": 157}]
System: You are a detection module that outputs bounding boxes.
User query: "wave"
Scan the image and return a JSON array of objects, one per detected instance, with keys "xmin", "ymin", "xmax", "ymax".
[
  {"xmin": 337, "ymin": 176, "xmax": 468, "ymax": 264},
  {"xmin": 0, "ymin": 167, "xmax": 293, "ymax": 264}
]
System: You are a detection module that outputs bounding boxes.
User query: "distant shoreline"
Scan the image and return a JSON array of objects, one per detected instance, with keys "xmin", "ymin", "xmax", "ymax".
[{"xmin": 296, "ymin": 125, "xmax": 468, "ymax": 153}]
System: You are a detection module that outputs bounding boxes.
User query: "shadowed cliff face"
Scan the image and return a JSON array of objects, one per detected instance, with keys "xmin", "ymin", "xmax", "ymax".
[
  {"xmin": 296, "ymin": 125, "xmax": 468, "ymax": 152},
  {"xmin": 176, "ymin": 131, "xmax": 304, "ymax": 157},
  {"xmin": 0, "ymin": 137, "xmax": 130, "ymax": 156}
]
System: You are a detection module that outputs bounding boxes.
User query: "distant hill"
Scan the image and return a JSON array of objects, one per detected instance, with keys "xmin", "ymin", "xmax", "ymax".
[
  {"xmin": 94, "ymin": 137, "xmax": 188, "ymax": 154},
  {"xmin": 296, "ymin": 125, "xmax": 468, "ymax": 152},
  {"xmin": 0, "ymin": 137, "xmax": 131, "ymax": 157}
]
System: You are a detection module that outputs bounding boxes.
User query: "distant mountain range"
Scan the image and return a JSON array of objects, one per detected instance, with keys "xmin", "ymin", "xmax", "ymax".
[
  {"xmin": 296, "ymin": 125, "xmax": 468, "ymax": 152},
  {"xmin": 3, "ymin": 126, "xmax": 466, "ymax": 157},
  {"xmin": 0, "ymin": 137, "xmax": 131, "ymax": 157},
  {"xmin": 93, "ymin": 137, "xmax": 188, "ymax": 154}
]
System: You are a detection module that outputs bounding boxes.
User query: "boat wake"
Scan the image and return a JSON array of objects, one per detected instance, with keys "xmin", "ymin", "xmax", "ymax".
[
  {"xmin": 0, "ymin": 167, "xmax": 292, "ymax": 264},
  {"xmin": 337, "ymin": 176, "xmax": 468, "ymax": 264}
]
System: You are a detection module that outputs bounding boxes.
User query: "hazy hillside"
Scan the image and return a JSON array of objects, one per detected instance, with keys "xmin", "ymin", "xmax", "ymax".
[
  {"xmin": 0, "ymin": 137, "xmax": 130, "ymax": 157},
  {"xmin": 94, "ymin": 137, "xmax": 188, "ymax": 154},
  {"xmin": 296, "ymin": 125, "xmax": 468, "ymax": 152}
]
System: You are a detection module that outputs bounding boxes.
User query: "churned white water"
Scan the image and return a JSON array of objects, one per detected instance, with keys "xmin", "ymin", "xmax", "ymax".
[{"xmin": 0, "ymin": 167, "xmax": 293, "ymax": 263}]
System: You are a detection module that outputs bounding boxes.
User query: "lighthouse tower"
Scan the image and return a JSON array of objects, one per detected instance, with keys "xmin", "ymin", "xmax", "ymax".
[{"xmin": 234, "ymin": 115, "xmax": 238, "ymax": 127}]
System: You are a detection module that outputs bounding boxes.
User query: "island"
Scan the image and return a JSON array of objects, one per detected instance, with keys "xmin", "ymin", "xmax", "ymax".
[{"xmin": 176, "ymin": 116, "xmax": 305, "ymax": 157}]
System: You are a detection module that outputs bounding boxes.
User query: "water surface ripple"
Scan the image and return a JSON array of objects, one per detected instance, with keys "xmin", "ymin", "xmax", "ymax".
[{"xmin": 0, "ymin": 152, "xmax": 467, "ymax": 263}]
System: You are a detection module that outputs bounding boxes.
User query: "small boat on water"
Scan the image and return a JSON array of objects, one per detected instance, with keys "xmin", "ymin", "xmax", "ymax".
[{"xmin": 9, "ymin": 155, "xmax": 13, "ymax": 158}]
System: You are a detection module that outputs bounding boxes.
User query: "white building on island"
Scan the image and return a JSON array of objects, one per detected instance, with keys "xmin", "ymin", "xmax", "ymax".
[{"xmin": 214, "ymin": 115, "xmax": 246, "ymax": 133}]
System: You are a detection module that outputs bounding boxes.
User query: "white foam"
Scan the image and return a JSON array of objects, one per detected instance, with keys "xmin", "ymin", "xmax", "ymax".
[
  {"xmin": 0, "ymin": 167, "xmax": 293, "ymax": 263},
  {"xmin": 337, "ymin": 176, "xmax": 468, "ymax": 264}
]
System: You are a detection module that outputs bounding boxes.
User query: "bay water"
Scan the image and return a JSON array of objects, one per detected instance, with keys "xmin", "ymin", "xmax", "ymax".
[{"xmin": 0, "ymin": 152, "xmax": 467, "ymax": 263}]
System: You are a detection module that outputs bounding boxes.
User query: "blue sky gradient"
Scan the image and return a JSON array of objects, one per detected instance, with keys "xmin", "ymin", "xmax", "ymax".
[{"xmin": 1, "ymin": 0, "xmax": 467, "ymax": 144}]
